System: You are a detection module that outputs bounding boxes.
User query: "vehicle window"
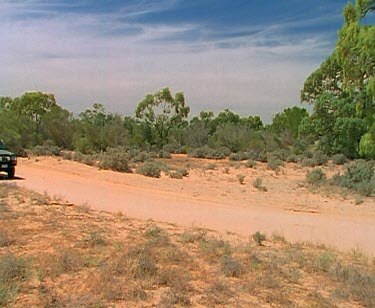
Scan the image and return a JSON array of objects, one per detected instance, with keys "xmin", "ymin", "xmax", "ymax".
[{"xmin": 0, "ymin": 141, "xmax": 5, "ymax": 150}]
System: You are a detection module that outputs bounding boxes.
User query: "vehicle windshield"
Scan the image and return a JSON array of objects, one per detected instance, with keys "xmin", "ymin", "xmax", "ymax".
[{"xmin": 0, "ymin": 140, "xmax": 6, "ymax": 150}]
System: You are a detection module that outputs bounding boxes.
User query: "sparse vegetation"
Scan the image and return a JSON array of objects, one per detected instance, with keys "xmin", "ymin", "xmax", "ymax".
[
  {"xmin": 252, "ymin": 177, "xmax": 267, "ymax": 191},
  {"xmin": 0, "ymin": 184, "xmax": 374, "ymax": 307},
  {"xmin": 237, "ymin": 174, "xmax": 245, "ymax": 184},
  {"xmin": 136, "ymin": 161, "xmax": 163, "ymax": 178},
  {"xmin": 253, "ymin": 231, "xmax": 266, "ymax": 246},
  {"xmin": 332, "ymin": 160, "xmax": 375, "ymax": 196},
  {"xmin": 306, "ymin": 168, "xmax": 326, "ymax": 185}
]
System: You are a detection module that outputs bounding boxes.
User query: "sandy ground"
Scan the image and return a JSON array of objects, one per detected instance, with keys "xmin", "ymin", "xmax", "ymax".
[{"xmin": 5, "ymin": 156, "xmax": 375, "ymax": 256}]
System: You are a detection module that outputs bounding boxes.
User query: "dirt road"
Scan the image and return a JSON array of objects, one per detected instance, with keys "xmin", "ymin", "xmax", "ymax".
[{"xmin": 10, "ymin": 157, "xmax": 375, "ymax": 255}]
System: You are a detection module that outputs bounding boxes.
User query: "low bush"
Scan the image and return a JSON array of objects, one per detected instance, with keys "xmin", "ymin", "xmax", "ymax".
[
  {"xmin": 136, "ymin": 161, "xmax": 162, "ymax": 178},
  {"xmin": 300, "ymin": 158, "xmax": 316, "ymax": 167},
  {"xmin": 72, "ymin": 152, "xmax": 96, "ymax": 166},
  {"xmin": 229, "ymin": 152, "xmax": 247, "ymax": 161},
  {"xmin": 220, "ymin": 255, "xmax": 243, "ymax": 277},
  {"xmin": 331, "ymin": 154, "xmax": 348, "ymax": 165},
  {"xmin": 253, "ymin": 177, "xmax": 267, "ymax": 191},
  {"xmin": 0, "ymin": 253, "xmax": 28, "ymax": 284},
  {"xmin": 246, "ymin": 159, "xmax": 257, "ymax": 168},
  {"xmin": 253, "ymin": 231, "xmax": 266, "ymax": 246},
  {"xmin": 237, "ymin": 174, "xmax": 246, "ymax": 184},
  {"xmin": 267, "ymin": 158, "xmax": 284, "ymax": 171},
  {"xmin": 176, "ymin": 168, "xmax": 189, "ymax": 177},
  {"xmin": 32, "ymin": 144, "xmax": 61, "ymax": 156},
  {"xmin": 312, "ymin": 151, "xmax": 329, "ymax": 166},
  {"xmin": 0, "ymin": 230, "xmax": 14, "ymax": 247},
  {"xmin": 206, "ymin": 163, "xmax": 217, "ymax": 170},
  {"xmin": 332, "ymin": 160, "xmax": 375, "ymax": 196},
  {"xmin": 286, "ymin": 154, "xmax": 298, "ymax": 163},
  {"xmin": 99, "ymin": 148, "xmax": 132, "ymax": 173},
  {"xmin": 169, "ymin": 171, "xmax": 183, "ymax": 179},
  {"xmin": 189, "ymin": 146, "xmax": 226, "ymax": 159},
  {"xmin": 306, "ymin": 168, "xmax": 326, "ymax": 185},
  {"xmin": 159, "ymin": 150, "xmax": 172, "ymax": 159}
]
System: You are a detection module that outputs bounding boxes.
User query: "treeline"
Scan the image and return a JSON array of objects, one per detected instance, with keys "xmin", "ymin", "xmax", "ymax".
[
  {"xmin": 0, "ymin": 90, "xmax": 306, "ymax": 156},
  {"xmin": 0, "ymin": 0, "xmax": 374, "ymax": 159}
]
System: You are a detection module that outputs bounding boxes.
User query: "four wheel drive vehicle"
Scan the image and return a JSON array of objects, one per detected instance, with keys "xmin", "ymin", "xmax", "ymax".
[{"xmin": 0, "ymin": 140, "xmax": 17, "ymax": 179}]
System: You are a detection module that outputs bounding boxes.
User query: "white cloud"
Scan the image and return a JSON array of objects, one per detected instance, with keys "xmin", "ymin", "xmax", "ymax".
[{"xmin": 0, "ymin": 1, "xmax": 335, "ymax": 122}]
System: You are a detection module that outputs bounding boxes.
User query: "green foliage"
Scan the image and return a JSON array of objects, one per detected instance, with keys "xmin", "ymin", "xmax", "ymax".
[
  {"xmin": 332, "ymin": 160, "xmax": 375, "ymax": 195},
  {"xmin": 359, "ymin": 124, "xmax": 375, "ymax": 159},
  {"xmin": 331, "ymin": 154, "xmax": 348, "ymax": 165},
  {"xmin": 229, "ymin": 152, "xmax": 247, "ymax": 161},
  {"xmin": 237, "ymin": 174, "xmax": 246, "ymax": 184},
  {"xmin": 306, "ymin": 168, "xmax": 326, "ymax": 185},
  {"xmin": 136, "ymin": 161, "xmax": 162, "ymax": 178},
  {"xmin": 189, "ymin": 146, "xmax": 226, "ymax": 159},
  {"xmin": 135, "ymin": 88, "xmax": 190, "ymax": 147},
  {"xmin": 168, "ymin": 171, "xmax": 183, "ymax": 179},
  {"xmin": 267, "ymin": 157, "xmax": 284, "ymax": 171},
  {"xmin": 73, "ymin": 104, "xmax": 128, "ymax": 153},
  {"xmin": 98, "ymin": 148, "xmax": 132, "ymax": 173},
  {"xmin": 300, "ymin": 1, "xmax": 374, "ymax": 158},
  {"xmin": 271, "ymin": 106, "xmax": 309, "ymax": 140},
  {"xmin": 246, "ymin": 159, "xmax": 257, "ymax": 168},
  {"xmin": 252, "ymin": 231, "xmax": 266, "ymax": 246},
  {"xmin": 32, "ymin": 142, "xmax": 61, "ymax": 156},
  {"xmin": 253, "ymin": 178, "xmax": 267, "ymax": 191}
]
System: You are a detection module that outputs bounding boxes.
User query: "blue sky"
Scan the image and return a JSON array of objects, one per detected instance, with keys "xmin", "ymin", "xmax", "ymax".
[{"xmin": 0, "ymin": 0, "xmax": 353, "ymax": 122}]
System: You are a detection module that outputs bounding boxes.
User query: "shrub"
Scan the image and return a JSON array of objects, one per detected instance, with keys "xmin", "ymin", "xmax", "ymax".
[
  {"xmin": 332, "ymin": 160, "xmax": 375, "ymax": 196},
  {"xmin": 189, "ymin": 146, "xmax": 226, "ymax": 159},
  {"xmin": 0, "ymin": 253, "xmax": 28, "ymax": 284},
  {"xmin": 72, "ymin": 152, "xmax": 96, "ymax": 166},
  {"xmin": 267, "ymin": 158, "xmax": 284, "ymax": 171},
  {"xmin": 331, "ymin": 154, "xmax": 348, "ymax": 165},
  {"xmin": 99, "ymin": 149, "xmax": 131, "ymax": 172},
  {"xmin": 159, "ymin": 150, "xmax": 172, "ymax": 159},
  {"xmin": 229, "ymin": 152, "xmax": 247, "ymax": 161},
  {"xmin": 246, "ymin": 160, "xmax": 257, "ymax": 168},
  {"xmin": 136, "ymin": 161, "xmax": 162, "ymax": 178},
  {"xmin": 169, "ymin": 171, "xmax": 183, "ymax": 179},
  {"xmin": 206, "ymin": 163, "xmax": 217, "ymax": 170},
  {"xmin": 286, "ymin": 154, "xmax": 298, "ymax": 163},
  {"xmin": 252, "ymin": 177, "xmax": 267, "ymax": 191},
  {"xmin": 220, "ymin": 255, "xmax": 243, "ymax": 277},
  {"xmin": 301, "ymin": 158, "xmax": 316, "ymax": 167},
  {"xmin": 32, "ymin": 143, "xmax": 61, "ymax": 156},
  {"xmin": 306, "ymin": 168, "xmax": 326, "ymax": 185},
  {"xmin": 177, "ymin": 168, "xmax": 189, "ymax": 177},
  {"xmin": 312, "ymin": 151, "xmax": 329, "ymax": 166},
  {"xmin": 0, "ymin": 230, "xmax": 14, "ymax": 247},
  {"xmin": 252, "ymin": 231, "xmax": 266, "ymax": 246},
  {"xmin": 237, "ymin": 174, "xmax": 246, "ymax": 184},
  {"xmin": 128, "ymin": 150, "xmax": 152, "ymax": 163}
]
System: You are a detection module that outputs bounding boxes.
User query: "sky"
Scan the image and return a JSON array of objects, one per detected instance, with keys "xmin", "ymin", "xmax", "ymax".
[{"xmin": 0, "ymin": 0, "xmax": 355, "ymax": 122}]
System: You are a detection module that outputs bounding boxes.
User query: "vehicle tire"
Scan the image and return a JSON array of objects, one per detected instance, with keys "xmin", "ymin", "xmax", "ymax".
[{"xmin": 7, "ymin": 168, "xmax": 15, "ymax": 179}]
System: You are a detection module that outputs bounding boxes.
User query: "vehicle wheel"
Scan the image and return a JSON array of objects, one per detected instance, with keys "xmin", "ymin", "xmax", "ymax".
[{"xmin": 7, "ymin": 168, "xmax": 15, "ymax": 179}]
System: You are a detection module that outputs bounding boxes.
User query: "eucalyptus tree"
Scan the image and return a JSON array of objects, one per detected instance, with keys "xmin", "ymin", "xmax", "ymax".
[{"xmin": 135, "ymin": 88, "xmax": 190, "ymax": 147}]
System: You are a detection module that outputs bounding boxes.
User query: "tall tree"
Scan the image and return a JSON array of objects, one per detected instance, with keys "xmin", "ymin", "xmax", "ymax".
[
  {"xmin": 10, "ymin": 92, "xmax": 58, "ymax": 145},
  {"xmin": 300, "ymin": 0, "xmax": 374, "ymax": 157},
  {"xmin": 135, "ymin": 88, "xmax": 190, "ymax": 147}
]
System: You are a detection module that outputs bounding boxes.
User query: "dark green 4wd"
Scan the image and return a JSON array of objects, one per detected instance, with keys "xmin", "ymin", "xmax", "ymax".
[{"xmin": 0, "ymin": 140, "xmax": 17, "ymax": 179}]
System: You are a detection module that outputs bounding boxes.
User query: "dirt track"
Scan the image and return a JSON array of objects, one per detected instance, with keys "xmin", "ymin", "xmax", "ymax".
[{"xmin": 8, "ymin": 156, "xmax": 375, "ymax": 256}]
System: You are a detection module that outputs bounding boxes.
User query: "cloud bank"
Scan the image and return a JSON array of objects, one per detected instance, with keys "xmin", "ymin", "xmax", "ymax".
[{"xmin": 0, "ymin": 0, "xmax": 345, "ymax": 122}]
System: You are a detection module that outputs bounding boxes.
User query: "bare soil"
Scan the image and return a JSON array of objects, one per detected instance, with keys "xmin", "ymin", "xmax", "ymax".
[{"xmin": 8, "ymin": 155, "xmax": 375, "ymax": 255}]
